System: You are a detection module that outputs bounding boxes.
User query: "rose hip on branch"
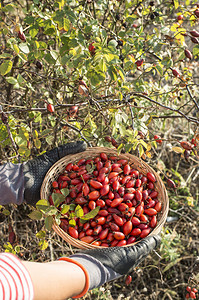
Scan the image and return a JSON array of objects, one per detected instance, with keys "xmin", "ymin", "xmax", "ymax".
[{"xmin": 49, "ymin": 152, "xmax": 163, "ymax": 247}]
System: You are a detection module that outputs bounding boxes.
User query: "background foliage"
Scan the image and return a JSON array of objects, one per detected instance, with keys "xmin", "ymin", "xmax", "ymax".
[{"xmin": 0, "ymin": 0, "xmax": 199, "ymax": 299}]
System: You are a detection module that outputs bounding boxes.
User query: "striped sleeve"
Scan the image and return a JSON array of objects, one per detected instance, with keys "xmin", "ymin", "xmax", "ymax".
[{"xmin": 0, "ymin": 252, "xmax": 34, "ymax": 300}]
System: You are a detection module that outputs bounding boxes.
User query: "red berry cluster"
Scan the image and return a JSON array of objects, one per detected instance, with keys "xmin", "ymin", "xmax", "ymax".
[
  {"xmin": 180, "ymin": 139, "xmax": 198, "ymax": 161},
  {"xmin": 49, "ymin": 153, "xmax": 163, "ymax": 247},
  {"xmin": 154, "ymin": 135, "xmax": 162, "ymax": 144},
  {"xmin": 186, "ymin": 286, "xmax": 198, "ymax": 299}
]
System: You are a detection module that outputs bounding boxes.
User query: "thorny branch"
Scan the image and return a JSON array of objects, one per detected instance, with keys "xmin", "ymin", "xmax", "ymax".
[{"xmin": 60, "ymin": 120, "xmax": 92, "ymax": 147}]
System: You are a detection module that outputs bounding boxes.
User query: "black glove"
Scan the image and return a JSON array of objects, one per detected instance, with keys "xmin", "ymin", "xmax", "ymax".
[
  {"xmin": 67, "ymin": 235, "xmax": 161, "ymax": 293},
  {"xmin": 23, "ymin": 141, "xmax": 87, "ymax": 205},
  {"xmin": 81, "ymin": 234, "xmax": 160, "ymax": 274}
]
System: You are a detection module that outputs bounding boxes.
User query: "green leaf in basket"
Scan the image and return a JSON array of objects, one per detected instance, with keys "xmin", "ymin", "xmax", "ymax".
[
  {"xmin": 60, "ymin": 188, "xmax": 69, "ymax": 197},
  {"xmin": 86, "ymin": 161, "xmax": 95, "ymax": 174},
  {"xmin": 69, "ymin": 203, "xmax": 76, "ymax": 211},
  {"xmin": 69, "ymin": 218, "xmax": 76, "ymax": 227},
  {"xmin": 45, "ymin": 206, "xmax": 58, "ymax": 215},
  {"xmin": 52, "ymin": 193, "xmax": 65, "ymax": 207},
  {"xmin": 75, "ymin": 205, "xmax": 84, "ymax": 218},
  {"xmin": 61, "ymin": 204, "xmax": 70, "ymax": 215},
  {"xmin": 80, "ymin": 206, "xmax": 100, "ymax": 222},
  {"xmin": 54, "ymin": 213, "xmax": 61, "ymax": 225}
]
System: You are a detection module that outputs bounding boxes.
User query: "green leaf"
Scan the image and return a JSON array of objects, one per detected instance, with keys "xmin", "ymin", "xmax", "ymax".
[
  {"xmin": 34, "ymin": 138, "xmax": 41, "ymax": 149},
  {"xmin": 86, "ymin": 162, "xmax": 95, "ymax": 174},
  {"xmin": 52, "ymin": 193, "xmax": 65, "ymax": 207},
  {"xmin": 69, "ymin": 203, "xmax": 76, "ymax": 211},
  {"xmin": 45, "ymin": 206, "xmax": 58, "ymax": 215},
  {"xmin": 124, "ymin": 144, "xmax": 132, "ymax": 153},
  {"xmin": 28, "ymin": 210, "xmax": 42, "ymax": 220},
  {"xmin": 45, "ymin": 215, "xmax": 53, "ymax": 231},
  {"xmin": 40, "ymin": 129, "xmax": 52, "ymax": 137},
  {"xmin": 50, "ymin": 50, "xmax": 59, "ymax": 61},
  {"xmin": 2, "ymin": 209, "xmax": 10, "ymax": 216},
  {"xmin": 34, "ymin": 112, "xmax": 42, "ymax": 123},
  {"xmin": 99, "ymin": 59, "xmax": 107, "ymax": 72},
  {"xmin": 0, "ymin": 60, "xmax": 13, "ymax": 75},
  {"xmin": 60, "ymin": 188, "xmax": 69, "ymax": 197},
  {"xmin": 54, "ymin": 213, "xmax": 61, "ymax": 225},
  {"xmin": 6, "ymin": 77, "xmax": 18, "ymax": 85},
  {"xmin": 75, "ymin": 205, "xmax": 84, "ymax": 218},
  {"xmin": 163, "ymin": 257, "xmax": 181, "ymax": 273},
  {"xmin": 18, "ymin": 43, "xmax": 29, "ymax": 54},
  {"xmin": 29, "ymin": 27, "xmax": 39, "ymax": 38},
  {"xmin": 0, "ymin": 53, "xmax": 13, "ymax": 59},
  {"xmin": 3, "ymin": 3, "xmax": 16, "ymax": 12},
  {"xmin": 80, "ymin": 206, "xmax": 100, "ymax": 221},
  {"xmin": 193, "ymin": 45, "xmax": 199, "ymax": 57},
  {"xmin": 18, "ymin": 52, "xmax": 27, "ymax": 62},
  {"xmin": 61, "ymin": 204, "xmax": 70, "ymax": 214},
  {"xmin": 155, "ymin": 65, "xmax": 163, "ymax": 76},
  {"xmin": 17, "ymin": 74, "xmax": 25, "ymax": 84},
  {"xmin": 46, "ymin": 135, "xmax": 54, "ymax": 145}
]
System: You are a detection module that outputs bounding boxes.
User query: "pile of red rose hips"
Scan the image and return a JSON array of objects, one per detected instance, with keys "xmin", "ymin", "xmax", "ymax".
[
  {"xmin": 186, "ymin": 286, "xmax": 198, "ymax": 299},
  {"xmin": 49, "ymin": 152, "xmax": 163, "ymax": 247}
]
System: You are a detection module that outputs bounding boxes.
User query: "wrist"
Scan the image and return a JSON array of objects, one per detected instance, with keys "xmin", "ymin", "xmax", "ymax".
[{"xmin": 58, "ymin": 257, "xmax": 90, "ymax": 298}]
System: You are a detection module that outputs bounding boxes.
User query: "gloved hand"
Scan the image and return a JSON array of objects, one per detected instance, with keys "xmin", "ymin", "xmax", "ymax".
[
  {"xmin": 60, "ymin": 235, "xmax": 161, "ymax": 298},
  {"xmin": 23, "ymin": 140, "xmax": 87, "ymax": 205},
  {"xmin": 0, "ymin": 141, "xmax": 87, "ymax": 206}
]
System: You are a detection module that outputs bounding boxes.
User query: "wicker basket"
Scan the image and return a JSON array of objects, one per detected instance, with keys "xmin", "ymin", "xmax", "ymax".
[{"xmin": 40, "ymin": 147, "xmax": 169, "ymax": 249}]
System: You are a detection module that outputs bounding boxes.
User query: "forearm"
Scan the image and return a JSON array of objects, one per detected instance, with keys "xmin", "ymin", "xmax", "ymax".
[{"xmin": 22, "ymin": 260, "xmax": 86, "ymax": 300}]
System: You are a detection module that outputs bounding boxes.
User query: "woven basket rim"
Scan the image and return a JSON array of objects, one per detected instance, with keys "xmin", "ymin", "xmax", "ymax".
[{"xmin": 40, "ymin": 147, "xmax": 169, "ymax": 249}]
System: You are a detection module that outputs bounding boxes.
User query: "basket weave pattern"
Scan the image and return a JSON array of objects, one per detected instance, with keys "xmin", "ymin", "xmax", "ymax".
[{"xmin": 40, "ymin": 147, "xmax": 169, "ymax": 249}]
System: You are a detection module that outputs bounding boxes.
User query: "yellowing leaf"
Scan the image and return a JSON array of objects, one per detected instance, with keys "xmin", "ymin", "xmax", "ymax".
[
  {"xmin": 172, "ymin": 146, "xmax": 183, "ymax": 153},
  {"xmin": 13, "ymin": 44, "xmax": 20, "ymax": 54},
  {"xmin": 128, "ymin": 54, "xmax": 135, "ymax": 62},
  {"xmin": 36, "ymin": 199, "xmax": 49, "ymax": 208},
  {"xmin": 38, "ymin": 239, "xmax": 48, "ymax": 250},
  {"xmin": 174, "ymin": 0, "xmax": 179, "ymax": 9},
  {"xmin": 145, "ymin": 150, "xmax": 152, "ymax": 158},
  {"xmin": 118, "ymin": 69, "xmax": 125, "ymax": 81},
  {"xmin": 138, "ymin": 144, "xmax": 144, "ymax": 158},
  {"xmin": 0, "ymin": 60, "xmax": 13, "ymax": 75},
  {"xmin": 147, "ymin": 143, "xmax": 152, "ymax": 151},
  {"xmin": 170, "ymin": 23, "xmax": 179, "ymax": 32},
  {"xmin": 186, "ymin": 196, "xmax": 194, "ymax": 206}
]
